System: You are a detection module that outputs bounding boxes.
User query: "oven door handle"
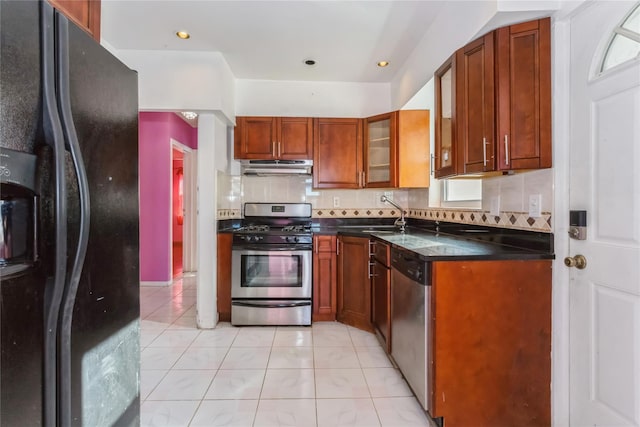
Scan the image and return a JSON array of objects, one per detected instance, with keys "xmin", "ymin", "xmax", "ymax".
[
  {"xmin": 232, "ymin": 245, "xmax": 312, "ymax": 251},
  {"xmin": 232, "ymin": 300, "xmax": 312, "ymax": 309}
]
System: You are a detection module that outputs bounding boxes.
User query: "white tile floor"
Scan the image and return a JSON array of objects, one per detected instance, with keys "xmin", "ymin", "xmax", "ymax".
[{"xmin": 140, "ymin": 276, "xmax": 434, "ymax": 427}]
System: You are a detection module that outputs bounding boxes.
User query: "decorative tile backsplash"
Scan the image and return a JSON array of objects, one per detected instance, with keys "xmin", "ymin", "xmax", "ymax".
[
  {"xmin": 216, "ymin": 206, "xmax": 551, "ymax": 232},
  {"xmin": 310, "ymin": 207, "xmax": 550, "ymax": 232},
  {"xmin": 216, "ymin": 169, "xmax": 553, "ymax": 233},
  {"xmin": 407, "ymin": 208, "xmax": 552, "ymax": 232}
]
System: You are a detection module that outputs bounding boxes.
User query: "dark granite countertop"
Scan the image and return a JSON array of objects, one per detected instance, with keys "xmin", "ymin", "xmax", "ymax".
[
  {"xmin": 367, "ymin": 229, "xmax": 554, "ymax": 261},
  {"xmin": 218, "ymin": 218, "xmax": 554, "ymax": 261},
  {"xmin": 314, "ymin": 220, "xmax": 554, "ymax": 261}
]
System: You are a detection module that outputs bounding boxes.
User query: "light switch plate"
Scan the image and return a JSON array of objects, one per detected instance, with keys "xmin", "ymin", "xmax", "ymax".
[
  {"xmin": 333, "ymin": 196, "xmax": 340, "ymax": 208},
  {"xmin": 490, "ymin": 196, "xmax": 500, "ymax": 216},
  {"xmin": 529, "ymin": 194, "xmax": 542, "ymax": 218}
]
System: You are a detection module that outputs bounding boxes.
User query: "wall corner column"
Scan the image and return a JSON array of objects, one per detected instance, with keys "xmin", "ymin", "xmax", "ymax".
[{"xmin": 196, "ymin": 113, "xmax": 219, "ymax": 329}]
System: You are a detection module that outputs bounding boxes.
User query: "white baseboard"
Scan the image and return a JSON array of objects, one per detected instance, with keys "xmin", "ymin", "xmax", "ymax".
[{"xmin": 140, "ymin": 280, "xmax": 172, "ymax": 287}]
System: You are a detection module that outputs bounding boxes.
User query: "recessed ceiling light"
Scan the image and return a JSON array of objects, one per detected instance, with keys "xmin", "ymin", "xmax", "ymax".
[
  {"xmin": 176, "ymin": 31, "xmax": 190, "ymax": 40},
  {"xmin": 377, "ymin": 61, "xmax": 390, "ymax": 67},
  {"xmin": 304, "ymin": 59, "xmax": 316, "ymax": 66},
  {"xmin": 181, "ymin": 111, "xmax": 198, "ymax": 120}
]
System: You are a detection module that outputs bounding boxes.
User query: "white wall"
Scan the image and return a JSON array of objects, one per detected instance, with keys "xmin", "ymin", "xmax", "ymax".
[
  {"xmin": 236, "ymin": 79, "xmax": 391, "ymax": 118},
  {"xmin": 114, "ymin": 49, "xmax": 236, "ymax": 123},
  {"xmin": 390, "ymin": 1, "xmax": 499, "ymax": 109}
]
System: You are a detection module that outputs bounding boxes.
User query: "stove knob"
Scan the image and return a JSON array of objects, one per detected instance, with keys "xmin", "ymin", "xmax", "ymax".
[{"xmin": 293, "ymin": 236, "xmax": 299, "ymax": 243}]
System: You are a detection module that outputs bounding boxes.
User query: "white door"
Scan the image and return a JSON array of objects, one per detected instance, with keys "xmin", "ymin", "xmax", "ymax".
[{"xmin": 569, "ymin": 2, "xmax": 640, "ymax": 426}]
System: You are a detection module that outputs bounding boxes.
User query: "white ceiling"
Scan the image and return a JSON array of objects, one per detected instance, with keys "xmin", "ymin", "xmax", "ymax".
[{"xmin": 101, "ymin": 1, "xmax": 447, "ymax": 83}]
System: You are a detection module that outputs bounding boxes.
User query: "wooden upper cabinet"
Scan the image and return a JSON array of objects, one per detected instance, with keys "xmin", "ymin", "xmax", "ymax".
[
  {"xmin": 396, "ymin": 110, "xmax": 430, "ymax": 188},
  {"xmin": 434, "ymin": 54, "xmax": 457, "ymax": 179},
  {"xmin": 496, "ymin": 18, "xmax": 552, "ymax": 170},
  {"xmin": 234, "ymin": 116, "xmax": 313, "ymax": 160},
  {"xmin": 48, "ymin": 0, "xmax": 101, "ymax": 41},
  {"xmin": 364, "ymin": 110, "xmax": 430, "ymax": 188},
  {"xmin": 235, "ymin": 117, "xmax": 276, "ymax": 158},
  {"xmin": 456, "ymin": 33, "xmax": 496, "ymax": 174},
  {"xmin": 364, "ymin": 112, "xmax": 396, "ymax": 188},
  {"xmin": 279, "ymin": 117, "xmax": 314, "ymax": 159},
  {"xmin": 313, "ymin": 118, "xmax": 363, "ymax": 189},
  {"xmin": 445, "ymin": 17, "xmax": 551, "ymax": 177}
]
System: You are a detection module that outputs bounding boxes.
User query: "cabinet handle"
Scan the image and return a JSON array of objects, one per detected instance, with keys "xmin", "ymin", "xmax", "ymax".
[
  {"xmin": 482, "ymin": 137, "xmax": 487, "ymax": 167},
  {"xmin": 336, "ymin": 239, "xmax": 340, "ymax": 256},
  {"xmin": 430, "ymin": 154, "xmax": 435, "ymax": 176},
  {"xmin": 314, "ymin": 238, "xmax": 318, "ymax": 254},
  {"xmin": 278, "ymin": 141, "xmax": 281, "ymax": 158},
  {"xmin": 368, "ymin": 240, "xmax": 375, "ymax": 257},
  {"xmin": 368, "ymin": 261, "xmax": 375, "ymax": 278},
  {"xmin": 362, "ymin": 171, "xmax": 366, "ymax": 187},
  {"xmin": 504, "ymin": 135, "xmax": 509, "ymax": 166},
  {"xmin": 272, "ymin": 141, "xmax": 277, "ymax": 157}
]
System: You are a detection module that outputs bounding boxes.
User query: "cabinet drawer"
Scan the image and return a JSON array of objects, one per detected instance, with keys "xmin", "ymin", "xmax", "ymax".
[{"xmin": 373, "ymin": 240, "xmax": 390, "ymax": 266}]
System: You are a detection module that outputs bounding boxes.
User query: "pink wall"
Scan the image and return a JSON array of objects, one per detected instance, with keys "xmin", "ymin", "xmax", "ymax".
[{"xmin": 139, "ymin": 112, "xmax": 197, "ymax": 282}]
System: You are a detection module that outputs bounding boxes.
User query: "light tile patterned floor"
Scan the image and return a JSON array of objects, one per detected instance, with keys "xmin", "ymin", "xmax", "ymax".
[{"xmin": 140, "ymin": 276, "xmax": 434, "ymax": 427}]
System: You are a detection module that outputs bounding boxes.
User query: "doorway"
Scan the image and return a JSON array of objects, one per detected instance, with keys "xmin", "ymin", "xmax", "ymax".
[
  {"xmin": 172, "ymin": 148, "xmax": 184, "ymax": 277},
  {"xmin": 171, "ymin": 139, "xmax": 196, "ymax": 279}
]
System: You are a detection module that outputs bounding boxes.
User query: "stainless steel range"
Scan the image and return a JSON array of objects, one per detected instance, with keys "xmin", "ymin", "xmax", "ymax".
[{"xmin": 231, "ymin": 203, "xmax": 313, "ymax": 326}]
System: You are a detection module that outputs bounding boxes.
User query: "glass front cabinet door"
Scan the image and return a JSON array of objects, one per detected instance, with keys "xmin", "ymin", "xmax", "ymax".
[
  {"xmin": 434, "ymin": 54, "xmax": 457, "ymax": 178},
  {"xmin": 364, "ymin": 112, "xmax": 396, "ymax": 188}
]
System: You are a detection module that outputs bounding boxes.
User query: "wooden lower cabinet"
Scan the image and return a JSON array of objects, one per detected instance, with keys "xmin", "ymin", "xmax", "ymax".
[
  {"xmin": 371, "ymin": 260, "xmax": 390, "ymax": 351},
  {"xmin": 371, "ymin": 240, "xmax": 391, "ymax": 352},
  {"xmin": 216, "ymin": 233, "xmax": 233, "ymax": 322},
  {"xmin": 312, "ymin": 235, "xmax": 337, "ymax": 321},
  {"xmin": 337, "ymin": 235, "xmax": 373, "ymax": 332},
  {"xmin": 430, "ymin": 260, "xmax": 551, "ymax": 427}
]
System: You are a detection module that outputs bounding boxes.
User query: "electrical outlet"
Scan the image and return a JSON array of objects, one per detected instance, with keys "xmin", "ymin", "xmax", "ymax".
[
  {"xmin": 490, "ymin": 196, "xmax": 500, "ymax": 216},
  {"xmin": 384, "ymin": 191, "xmax": 392, "ymax": 199},
  {"xmin": 529, "ymin": 194, "xmax": 542, "ymax": 218},
  {"xmin": 333, "ymin": 196, "xmax": 340, "ymax": 208}
]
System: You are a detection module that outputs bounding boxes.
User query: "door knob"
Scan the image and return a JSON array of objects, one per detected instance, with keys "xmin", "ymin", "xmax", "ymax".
[{"xmin": 564, "ymin": 254, "xmax": 587, "ymax": 270}]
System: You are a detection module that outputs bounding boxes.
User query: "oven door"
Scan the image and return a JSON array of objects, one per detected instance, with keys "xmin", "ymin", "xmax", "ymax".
[{"xmin": 231, "ymin": 247, "xmax": 312, "ymax": 299}]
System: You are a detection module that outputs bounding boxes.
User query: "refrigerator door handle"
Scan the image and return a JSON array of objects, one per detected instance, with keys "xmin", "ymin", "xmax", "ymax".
[
  {"xmin": 40, "ymin": 3, "xmax": 68, "ymax": 426},
  {"xmin": 55, "ymin": 11, "xmax": 92, "ymax": 427}
]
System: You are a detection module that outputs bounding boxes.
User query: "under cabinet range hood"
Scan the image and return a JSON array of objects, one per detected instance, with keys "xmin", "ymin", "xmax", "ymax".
[{"xmin": 240, "ymin": 159, "xmax": 313, "ymax": 176}]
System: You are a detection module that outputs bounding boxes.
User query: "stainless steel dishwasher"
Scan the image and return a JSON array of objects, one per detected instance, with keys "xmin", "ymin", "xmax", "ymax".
[{"xmin": 390, "ymin": 247, "xmax": 432, "ymax": 412}]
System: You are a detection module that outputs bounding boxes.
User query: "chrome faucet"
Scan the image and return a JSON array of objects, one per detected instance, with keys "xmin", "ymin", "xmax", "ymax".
[{"xmin": 380, "ymin": 195, "xmax": 407, "ymax": 233}]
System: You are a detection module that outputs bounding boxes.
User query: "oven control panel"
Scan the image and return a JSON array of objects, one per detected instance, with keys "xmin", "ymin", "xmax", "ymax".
[{"xmin": 233, "ymin": 234, "xmax": 313, "ymax": 245}]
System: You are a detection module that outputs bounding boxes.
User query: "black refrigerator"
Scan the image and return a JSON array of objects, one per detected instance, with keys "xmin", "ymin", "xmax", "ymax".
[{"xmin": 0, "ymin": 1, "xmax": 140, "ymax": 426}]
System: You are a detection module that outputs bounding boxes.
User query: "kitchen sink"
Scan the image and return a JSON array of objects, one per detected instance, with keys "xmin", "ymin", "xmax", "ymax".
[{"xmin": 340, "ymin": 225, "xmax": 398, "ymax": 233}]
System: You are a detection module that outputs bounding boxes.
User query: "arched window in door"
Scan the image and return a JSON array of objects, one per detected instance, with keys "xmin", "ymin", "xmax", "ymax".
[{"xmin": 600, "ymin": 2, "xmax": 640, "ymax": 72}]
